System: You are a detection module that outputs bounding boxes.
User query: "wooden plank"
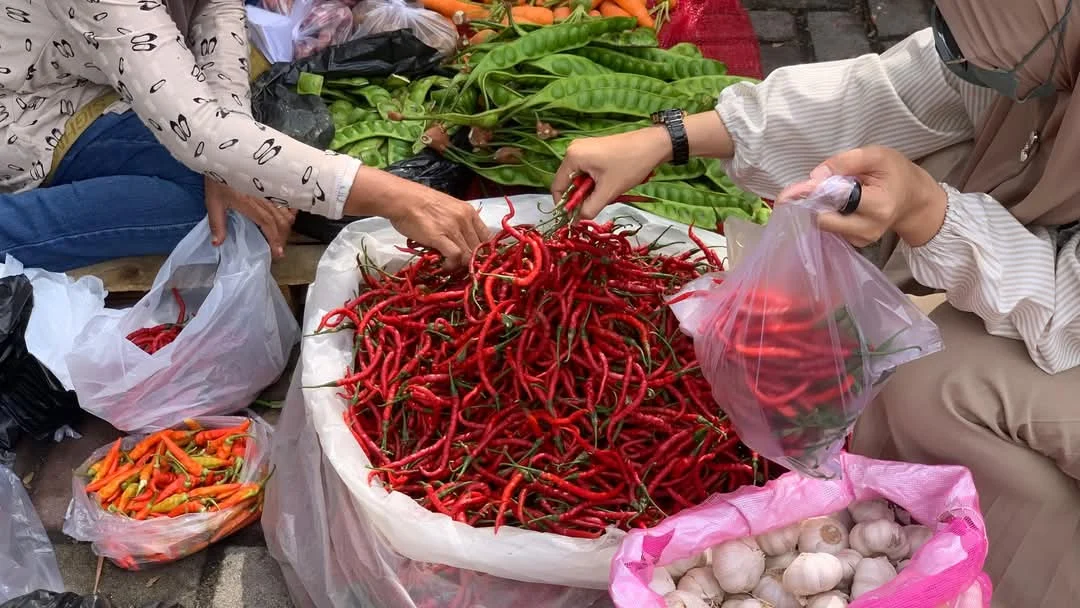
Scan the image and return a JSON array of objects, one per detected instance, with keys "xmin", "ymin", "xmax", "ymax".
[{"xmin": 68, "ymin": 242, "xmax": 327, "ymax": 294}]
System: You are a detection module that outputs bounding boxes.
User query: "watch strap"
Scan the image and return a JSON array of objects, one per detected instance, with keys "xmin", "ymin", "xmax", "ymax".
[{"xmin": 651, "ymin": 109, "xmax": 690, "ymax": 166}]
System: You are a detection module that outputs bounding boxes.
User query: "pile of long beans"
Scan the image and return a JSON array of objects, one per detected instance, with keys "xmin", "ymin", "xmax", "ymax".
[
  {"xmin": 313, "ymin": 202, "xmax": 780, "ymax": 537},
  {"xmin": 417, "ymin": 17, "xmax": 770, "ymax": 227}
]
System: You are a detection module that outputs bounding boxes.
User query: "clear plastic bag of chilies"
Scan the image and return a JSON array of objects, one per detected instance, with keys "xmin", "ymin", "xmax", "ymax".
[
  {"xmin": 62, "ymin": 415, "xmax": 272, "ymax": 570},
  {"xmin": 670, "ymin": 176, "xmax": 943, "ymax": 478},
  {"xmin": 351, "ymin": 0, "xmax": 458, "ymax": 57}
]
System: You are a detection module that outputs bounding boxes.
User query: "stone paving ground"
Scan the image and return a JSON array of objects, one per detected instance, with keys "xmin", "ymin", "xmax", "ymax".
[{"xmin": 7, "ymin": 3, "xmax": 935, "ymax": 606}]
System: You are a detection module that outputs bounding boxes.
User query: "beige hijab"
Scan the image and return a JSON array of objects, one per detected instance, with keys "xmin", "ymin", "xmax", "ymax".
[{"xmin": 936, "ymin": 0, "xmax": 1080, "ymax": 226}]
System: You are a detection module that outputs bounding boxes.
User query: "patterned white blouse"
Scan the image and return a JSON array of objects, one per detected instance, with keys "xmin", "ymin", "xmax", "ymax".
[
  {"xmin": 717, "ymin": 28, "xmax": 1080, "ymax": 375},
  {"xmin": 0, "ymin": 0, "xmax": 358, "ymax": 219}
]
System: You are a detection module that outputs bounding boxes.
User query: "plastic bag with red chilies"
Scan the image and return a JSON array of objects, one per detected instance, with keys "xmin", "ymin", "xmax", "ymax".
[
  {"xmin": 62, "ymin": 415, "xmax": 272, "ymax": 570},
  {"xmin": 294, "ymin": 0, "xmax": 356, "ymax": 59},
  {"xmin": 609, "ymin": 453, "xmax": 992, "ymax": 608},
  {"xmin": 669, "ymin": 176, "xmax": 942, "ymax": 479}
]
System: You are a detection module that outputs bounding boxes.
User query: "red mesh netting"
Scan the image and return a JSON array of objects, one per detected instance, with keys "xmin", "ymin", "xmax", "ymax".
[{"xmin": 658, "ymin": 0, "xmax": 762, "ymax": 78}]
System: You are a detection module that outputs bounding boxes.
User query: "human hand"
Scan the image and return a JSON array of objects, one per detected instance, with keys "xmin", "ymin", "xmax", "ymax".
[
  {"xmin": 343, "ymin": 167, "xmax": 490, "ymax": 268},
  {"xmin": 776, "ymin": 146, "xmax": 948, "ymax": 248},
  {"xmin": 205, "ymin": 178, "xmax": 297, "ymax": 258},
  {"xmin": 552, "ymin": 126, "xmax": 671, "ymax": 220}
]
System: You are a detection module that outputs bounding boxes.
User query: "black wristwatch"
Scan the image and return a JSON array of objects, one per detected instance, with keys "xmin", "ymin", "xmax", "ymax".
[{"xmin": 651, "ymin": 109, "xmax": 689, "ymax": 166}]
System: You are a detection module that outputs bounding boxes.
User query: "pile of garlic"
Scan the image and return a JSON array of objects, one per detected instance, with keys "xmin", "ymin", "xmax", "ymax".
[{"xmin": 654, "ymin": 499, "xmax": 933, "ymax": 608}]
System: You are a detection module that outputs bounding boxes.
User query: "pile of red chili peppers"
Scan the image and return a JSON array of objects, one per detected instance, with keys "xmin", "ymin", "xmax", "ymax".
[
  {"xmin": 126, "ymin": 287, "xmax": 189, "ymax": 354},
  {"xmin": 315, "ymin": 199, "xmax": 781, "ymax": 538}
]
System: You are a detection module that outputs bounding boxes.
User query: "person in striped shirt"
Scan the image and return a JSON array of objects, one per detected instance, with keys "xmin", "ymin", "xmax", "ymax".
[{"xmin": 555, "ymin": 1, "xmax": 1079, "ymax": 605}]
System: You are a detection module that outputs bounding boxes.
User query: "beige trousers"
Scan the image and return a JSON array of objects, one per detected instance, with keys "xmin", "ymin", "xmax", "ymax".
[{"xmin": 851, "ymin": 303, "xmax": 1080, "ymax": 608}]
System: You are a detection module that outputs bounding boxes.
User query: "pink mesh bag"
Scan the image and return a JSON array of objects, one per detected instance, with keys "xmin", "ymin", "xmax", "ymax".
[{"xmin": 609, "ymin": 452, "xmax": 992, "ymax": 608}]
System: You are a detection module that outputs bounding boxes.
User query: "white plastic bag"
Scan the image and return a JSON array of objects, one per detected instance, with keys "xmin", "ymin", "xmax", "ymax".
[
  {"xmin": 0, "ymin": 465, "xmax": 63, "ymax": 602},
  {"xmin": 351, "ymin": 0, "xmax": 458, "ymax": 57},
  {"xmin": 262, "ymin": 195, "xmax": 726, "ymax": 608},
  {"xmin": 63, "ymin": 415, "xmax": 272, "ymax": 570},
  {"xmin": 0, "ymin": 255, "xmax": 123, "ymax": 391},
  {"xmin": 65, "ymin": 213, "xmax": 299, "ymax": 432}
]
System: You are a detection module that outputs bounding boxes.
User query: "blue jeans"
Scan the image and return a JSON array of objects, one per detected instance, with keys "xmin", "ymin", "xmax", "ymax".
[{"xmin": 0, "ymin": 110, "xmax": 206, "ymax": 271}]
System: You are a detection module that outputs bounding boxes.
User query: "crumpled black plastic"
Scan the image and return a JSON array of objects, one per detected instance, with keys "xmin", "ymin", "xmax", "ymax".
[
  {"xmin": 0, "ymin": 276, "xmax": 82, "ymax": 455},
  {"xmin": 253, "ymin": 29, "xmax": 474, "ymax": 243},
  {"xmin": 251, "ymin": 29, "xmax": 445, "ymax": 150},
  {"xmin": 0, "ymin": 591, "xmax": 181, "ymax": 608}
]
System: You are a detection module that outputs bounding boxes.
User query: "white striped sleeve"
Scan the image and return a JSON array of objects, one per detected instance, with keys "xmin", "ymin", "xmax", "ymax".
[
  {"xmin": 901, "ymin": 186, "xmax": 1080, "ymax": 374},
  {"xmin": 715, "ymin": 28, "xmax": 996, "ymax": 199}
]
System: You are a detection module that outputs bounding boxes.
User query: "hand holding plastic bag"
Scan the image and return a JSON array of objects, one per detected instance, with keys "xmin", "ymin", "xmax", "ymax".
[
  {"xmin": 0, "ymin": 465, "xmax": 63, "ymax": 603},
  {"xmin": 670, "ymin": 176, "xmax": 943, "ymax": 478},
  {"xmin": 352, "ymin": 0, "xmax": 458, "ymax": 57}
]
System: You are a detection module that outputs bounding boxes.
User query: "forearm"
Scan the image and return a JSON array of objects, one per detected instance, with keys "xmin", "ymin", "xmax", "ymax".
[{"xmin": 900, "ymin": 187, "xmax": 1080, "ymax": 374}]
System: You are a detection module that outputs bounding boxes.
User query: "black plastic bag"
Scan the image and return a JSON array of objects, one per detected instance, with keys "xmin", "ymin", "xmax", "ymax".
[
  {"xmin": 0, "ymin": 276, "xmax": 82, "ymax": 455},
  {"xmin": 253, "ymin": 29, "xmax": 473, "ymax": 243},
  {"xmin": 0, "ymin": 591, "xmax": 181, "ymax": 608},
  {"xmin": 251, "ymin": 29, "xmax": 444, "ymax": 150}
]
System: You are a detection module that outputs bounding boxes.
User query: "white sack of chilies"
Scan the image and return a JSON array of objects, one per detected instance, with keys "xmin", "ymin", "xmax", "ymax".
[{"xmin": 261, "ymin": 195, "xmax": 727, "ymax": 608}]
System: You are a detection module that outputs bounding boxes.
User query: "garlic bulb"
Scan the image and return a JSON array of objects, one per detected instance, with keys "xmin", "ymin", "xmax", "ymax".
[
  {"xmin": 782, "ymin": 553, "xmax": 844, "ymax": 596},
  {"xmin": 893, "ymin": 506, "xmax": 913, "ymax": 526},
  {"xmin": 849, "ymin": 520, "xmax": 905, "ymax": 558},
  {"xmin": 710, "ymin": 538, "xmax": 765, "ymax": 594},
  {"xmin": 667, "ymin": 553, "xmax": 708, "ymax": 579},
  {"xmin": 751, "ymin": 573, "xmax": 803, "ymax": 608},
  {"xmin": 848, "ymin": 499, "xmax": 894, "ymax": 523},
  {"xmin": 720, "ymin": 596, "xmax": 765, "ymax": 608},
  {"xmin": 764, "ymin": 552, "xmax": 797, "ymax": 573},
  {"xmin": 806, "ymin": 591, "xmax": 849, "ymax": 608},
  {"xmin": 664, "ymin": 590, "xmax": 711, "ymax": 608},
  {"xmin": 756, "ymin": 524, "xmax": 799, "ymax": 556},
  {"xmin": 829, "ymin": 509, "xmax": 854, "ymax": 530},
  {"xmin": 903, "ymin": 525, "xmax": 933, "ymax": 555},
  {"xmin": 677, "ymin": 567, "xmax": 725, "ymax": 604},
  {"xmin": 851, "ymin": 556, "xmax": 896, "ymax": 599},
  {"xmin": 895, "ymin": 559, "xmax": 911, "ymax": 573},
  {"xmin": 799, "ymin": 517, "xmax": 849, "ymax": 554},
  {"xmin": 834, "ymin": 549, "xmax": 862, "ymax": 587},
  {"xmin": 650, "ymin": 567, "xmax": 677, "ymax": 596}
]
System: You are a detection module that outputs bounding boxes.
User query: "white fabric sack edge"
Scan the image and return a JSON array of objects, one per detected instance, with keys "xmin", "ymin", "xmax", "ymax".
[{"xmin": 299, "ymin": 194, "xmax": 726, "ymax": 590}]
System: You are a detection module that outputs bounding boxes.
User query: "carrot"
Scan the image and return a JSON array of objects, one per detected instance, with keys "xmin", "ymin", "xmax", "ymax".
[
  {"xmin": 611, "ymin": 0, "xmax": 653, "ymax": 26},
  {"xmin": 553, "ymin": 6, "xmax": 572, "ymax": 20},
  {"xmin": 597, "ymin": 1, "xmax": 630, "ymax": 17},
  {"xmin": 510, "ymin": 5, "xmax": 554, "ymax": 24},
  {"xmin": 422, "ymin": 0, "xmax": 487, "ymax": 19},
  {"xmin": 589, "ymin": 8, "xmax": 601, "ymax": 15},
  {"xmin": 590, "ymin": 0, "xmax": 603, "ymax": 8},
  {"xmin": 469, "ymin": 29, "xmax": 496, "ymax": 45}
]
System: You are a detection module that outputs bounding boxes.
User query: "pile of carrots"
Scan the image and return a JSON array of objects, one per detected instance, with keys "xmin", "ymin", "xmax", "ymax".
[{"xmin": 423, "ymin": 0, "xmax": 662, "ymax": 28}]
